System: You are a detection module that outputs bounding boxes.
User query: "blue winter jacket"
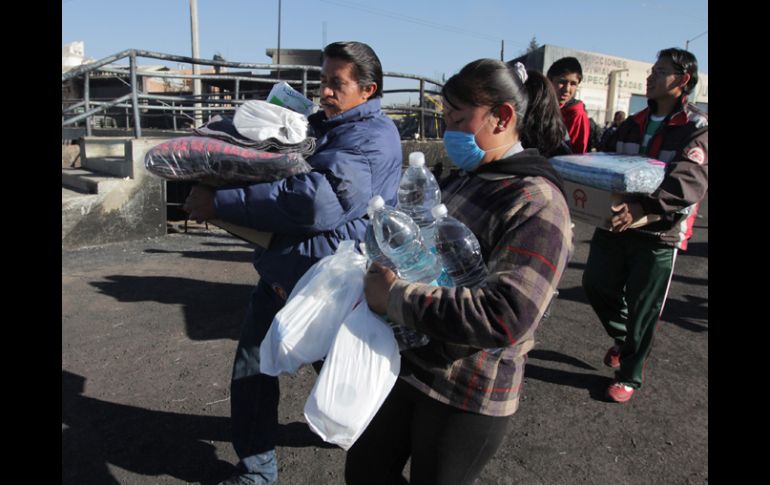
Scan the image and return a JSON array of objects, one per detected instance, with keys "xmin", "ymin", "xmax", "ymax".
[{"xmin": 213, "ymin": 98, "xmax": 402, "ymax": 297}]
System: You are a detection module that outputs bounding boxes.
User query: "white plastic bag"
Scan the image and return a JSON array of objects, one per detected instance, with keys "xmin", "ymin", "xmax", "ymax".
[
  {"xmin": 234, "ymin": 100, "xmax": 309, "ymax": 144},
  {"xmin": 303, "ymin": 301, "xmax": 401, "ymax": 450},
  {"xmin": 259, "ymin": 241, "xmax": 367, "ymax": 376}
]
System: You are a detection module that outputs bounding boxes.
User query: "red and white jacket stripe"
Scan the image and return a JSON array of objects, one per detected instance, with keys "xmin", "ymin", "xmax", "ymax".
[{"xmin": 613, "ymin": 97, "xmax": 708, "ymax": 250}]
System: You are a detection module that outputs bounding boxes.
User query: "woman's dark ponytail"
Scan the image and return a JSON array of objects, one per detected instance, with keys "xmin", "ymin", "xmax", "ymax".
[{"xmin": 520, "ymin": 69, "xmax": 569, "ymax": 157}]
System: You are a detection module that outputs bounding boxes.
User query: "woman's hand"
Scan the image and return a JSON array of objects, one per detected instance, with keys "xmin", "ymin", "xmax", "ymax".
[{"xmin": 364, "ymin": 262, "xmax": 397, "ymax": 315}]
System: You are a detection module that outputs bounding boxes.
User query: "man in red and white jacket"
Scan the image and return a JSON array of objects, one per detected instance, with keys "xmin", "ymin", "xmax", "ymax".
[
  {"xmin": 581, "ymin": 47, "xmax": 708, "ymax": 403},
  {"xmin": 548, "ymin": 56, "xmax": 591, "ymax": 154}
]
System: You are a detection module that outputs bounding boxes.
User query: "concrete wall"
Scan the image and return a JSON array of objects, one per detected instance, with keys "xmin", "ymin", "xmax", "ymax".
[
  {"xmin": 62, "ymin": 144, "xmax": 81, "ymax": 168},
  {"xmin": 62, "ymin": 139, "xmax": 167, "ymax": 249}
]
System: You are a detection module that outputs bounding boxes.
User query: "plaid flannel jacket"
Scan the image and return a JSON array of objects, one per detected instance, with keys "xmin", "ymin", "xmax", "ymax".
[{"xmin": 386, "ymin": 152, "xmax": 573, "ymax": 416}]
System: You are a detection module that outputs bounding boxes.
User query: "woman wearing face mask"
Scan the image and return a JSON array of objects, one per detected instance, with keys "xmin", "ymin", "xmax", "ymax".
[{"xmin": 345, "ymin": 59, "xmax": 573, "ymax": 485}]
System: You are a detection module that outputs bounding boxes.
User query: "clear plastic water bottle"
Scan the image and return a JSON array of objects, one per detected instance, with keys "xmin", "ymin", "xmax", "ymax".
[
  {"xmin": 369, "ymin": 195, "xmax": 445, "ymax": 349},
  {"xmin": 431, "ymin": 203, "xmax": 503, "ymax": 354},
  {"xmin": 397, "ymin": 152, "xmax": 442, "ymax": 252},
  {"xmin": 431, "ymin": 204, "xmax": 489, "ymax": 288},
  {"xmin": 370, "ymin": 196, "xmax": 443, "ymax": 285},
  {"xmin": 364, "ymin": 202, "xmax": 399, "ymax": 274}
]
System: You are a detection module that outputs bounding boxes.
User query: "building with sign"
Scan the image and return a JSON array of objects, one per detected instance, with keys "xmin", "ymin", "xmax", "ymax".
[{"xmin": 510, "ymin": 44, "xmax": 708, "ymax": 125}]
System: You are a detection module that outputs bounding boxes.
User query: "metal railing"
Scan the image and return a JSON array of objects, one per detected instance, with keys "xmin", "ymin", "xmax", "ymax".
[{"xmin": 62, "ymin": 49, "xmax": 444, "ymax": 140}]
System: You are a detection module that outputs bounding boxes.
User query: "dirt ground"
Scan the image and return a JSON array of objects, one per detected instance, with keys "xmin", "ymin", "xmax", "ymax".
[{"xmin": 62, "ymin": 197, "xmax": 708, "ymax": 485}]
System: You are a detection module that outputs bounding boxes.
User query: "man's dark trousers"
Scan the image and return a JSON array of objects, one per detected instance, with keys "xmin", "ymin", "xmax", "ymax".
[
  {"xmin": 582, "ymin": 228, "xmax": 677, "ymax": 389},
  {"xmin": 231, "ymin": 280, "xmax": 285, "ymax": 463}
]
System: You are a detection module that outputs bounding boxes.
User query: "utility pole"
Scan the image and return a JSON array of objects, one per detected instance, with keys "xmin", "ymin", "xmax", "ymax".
[
  {"xmin": 500, "ymin": 40, "xmax": 504, "ymax": 61},
  {"xmin": 189, "ymin": 0, "xmax": 202, "ymax": 127},
  {"xmin": 322, "ymin": 21, "xmax": 327, "ymax": 49},
  {"xmin": 276, "ymin": 0, "xmax": 282, "ymax": 79}
]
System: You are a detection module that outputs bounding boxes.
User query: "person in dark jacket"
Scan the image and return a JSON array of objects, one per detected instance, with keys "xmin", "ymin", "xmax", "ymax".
[
  {"xmin": 547, "ymin": 56, "xmax": 590, "ymax": 154},
  {"xmin": 598, "ymin": 110, "xmax": 626, "ymax": 152},
  {"xmin": 587, "ymin": 117, "xmax": 603, "ymax": 152},
  {"xmin": 582, "ymin": 48, "xmax": 708, "ymax": 404},
  {"xmin": 345, "ymin": 59, "xmax": 572, "ymax": 485},
  {"xmin": 184, "ymin": 41, "xmax": 403, "ymax": 485}
]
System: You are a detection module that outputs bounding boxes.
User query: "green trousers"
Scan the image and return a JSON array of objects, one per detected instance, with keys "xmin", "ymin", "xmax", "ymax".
[{"xmin": 582, "ymin": 228, "xmax": 677, "ymax": 389}]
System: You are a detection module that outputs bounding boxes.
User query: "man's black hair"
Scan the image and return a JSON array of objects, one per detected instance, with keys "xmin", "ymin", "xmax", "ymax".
[
  {"xmin": 546, "ymin": 57, "xmax": 583, "ymax": 83},
  {"xmin": 657, "ymin": 48, "xmax": 699, "ymax": 95}
]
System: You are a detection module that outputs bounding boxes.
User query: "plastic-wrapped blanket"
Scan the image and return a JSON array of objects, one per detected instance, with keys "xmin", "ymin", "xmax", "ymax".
[
  {"xmin": 549, "ymin": 153, "xmax": 666, "ymax": 193},
  {"xmin": 144, "ymin": 136, "xmax": 312, "ymax": 185}
]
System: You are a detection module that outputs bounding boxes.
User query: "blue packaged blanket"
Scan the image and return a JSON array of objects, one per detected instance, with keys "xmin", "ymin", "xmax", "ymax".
[{"xmin": 549, "ymin": 153, "xmax": 666, "ymax": 193}]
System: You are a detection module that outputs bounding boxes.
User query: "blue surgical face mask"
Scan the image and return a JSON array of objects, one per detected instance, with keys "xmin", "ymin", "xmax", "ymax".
[
  {"xmin": 443, "ymin": 110, "xmax": 514, "ymax": 171},
  {"xmin": 443, "ymin": 130, "xmax": 486, "ymax": 171}
]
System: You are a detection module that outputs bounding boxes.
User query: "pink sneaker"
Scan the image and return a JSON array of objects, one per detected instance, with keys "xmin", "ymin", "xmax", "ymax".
[
  {"xmin": 604, "ymin": 345, "xmax": 621, "ymax": 369},
  {"xmin": 607, "ymin": 381, "xmax": 635, "ymax": 403}
]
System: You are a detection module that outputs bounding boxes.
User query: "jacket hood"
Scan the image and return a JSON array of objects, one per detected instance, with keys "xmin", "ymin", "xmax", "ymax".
[
  {"xmin": 561, "ymin": 98, "xmax": 585, "ymax": 112},
  {"xmin": 475, "ymin": 148, "xmax": 567, "ymax": 199}
]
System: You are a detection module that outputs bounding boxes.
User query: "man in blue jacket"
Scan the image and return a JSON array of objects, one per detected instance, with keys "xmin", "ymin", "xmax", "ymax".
[{"xmin": 184, "ymin": 41, "xmax": 402, "ymax": 485}]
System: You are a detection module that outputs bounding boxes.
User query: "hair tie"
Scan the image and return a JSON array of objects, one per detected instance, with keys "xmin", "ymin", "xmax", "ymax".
[{"xmin": 513, "ymin": 62, "xmax": 528, "ymax": 84}]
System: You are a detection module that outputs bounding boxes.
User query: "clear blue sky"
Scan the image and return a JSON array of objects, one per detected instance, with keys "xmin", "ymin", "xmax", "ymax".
[{"xmin": 62, "ymin": 0, "xmax": 708, "ymax": 82}]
